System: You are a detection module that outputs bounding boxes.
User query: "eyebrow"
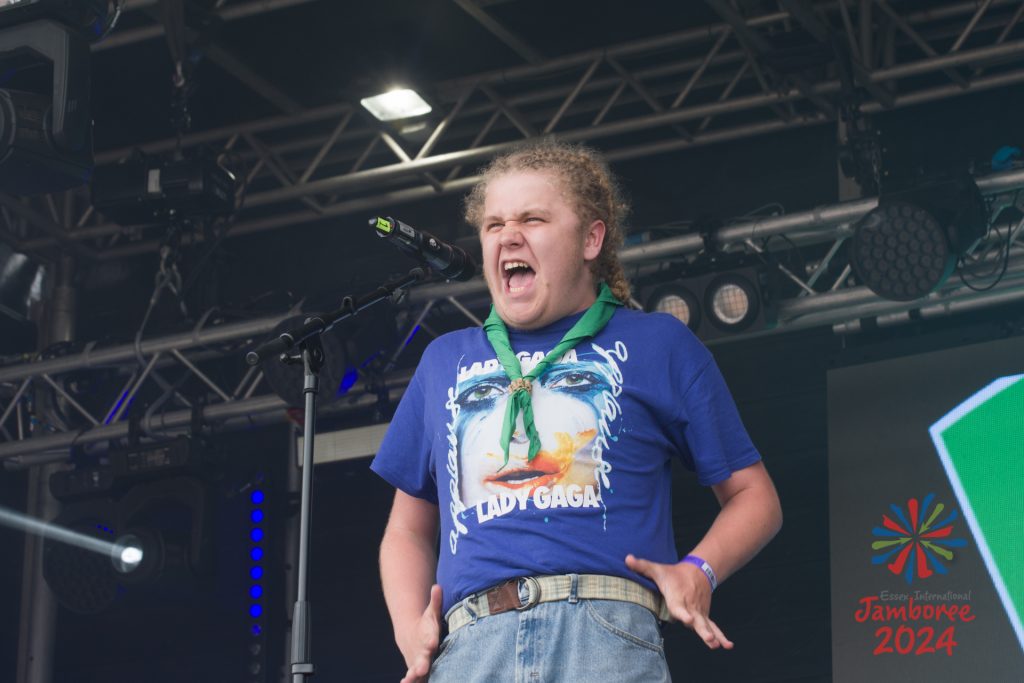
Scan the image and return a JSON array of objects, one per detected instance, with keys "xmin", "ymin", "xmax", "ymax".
[{"xmin": 481, "ymin": 208, "xmax": 551, "ymax": 223}]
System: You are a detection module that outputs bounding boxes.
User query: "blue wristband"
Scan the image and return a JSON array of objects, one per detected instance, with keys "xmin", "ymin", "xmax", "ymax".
[{"xmin": 681, "ymin": 554, "xmax": 717, "ymax": 591}]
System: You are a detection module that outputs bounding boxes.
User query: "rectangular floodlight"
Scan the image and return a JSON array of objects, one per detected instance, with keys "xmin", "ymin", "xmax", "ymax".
[{"xmin": 360, "ymin": 89, "xmax": 432, "ymax": 121}]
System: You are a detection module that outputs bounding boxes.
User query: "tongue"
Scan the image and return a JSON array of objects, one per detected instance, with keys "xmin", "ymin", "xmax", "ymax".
[{"xmin": 508, "ymin": 269, "xmax": 535, "ymax": 290}]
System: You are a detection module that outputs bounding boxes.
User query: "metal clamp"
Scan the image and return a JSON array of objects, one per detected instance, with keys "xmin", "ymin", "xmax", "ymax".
[{"xmin": 516, "ymin": 576, "xmax": 541, "ymax": 610}]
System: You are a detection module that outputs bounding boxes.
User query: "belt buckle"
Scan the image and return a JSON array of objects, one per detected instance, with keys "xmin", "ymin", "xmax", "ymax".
[{"xmin": 515, "ymin": 576, "xmax": 540, "ymax": 610}]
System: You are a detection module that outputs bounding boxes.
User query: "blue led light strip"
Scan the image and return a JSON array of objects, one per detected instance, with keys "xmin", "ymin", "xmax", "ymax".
[{"xmin": 249, "ymin": 489, "xmax": 265, "ymax": 636}]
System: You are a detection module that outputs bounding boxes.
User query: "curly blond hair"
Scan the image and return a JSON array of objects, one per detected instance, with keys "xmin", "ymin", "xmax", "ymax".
[{"xmin": 463, "ymin": 140, "xmax": 632, "ymax": 303}]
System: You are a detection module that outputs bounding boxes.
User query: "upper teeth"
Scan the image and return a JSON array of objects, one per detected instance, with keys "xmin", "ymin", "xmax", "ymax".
[{"xmin": 504, "ymin": 261, "xmax": 530, "ymax": 271}]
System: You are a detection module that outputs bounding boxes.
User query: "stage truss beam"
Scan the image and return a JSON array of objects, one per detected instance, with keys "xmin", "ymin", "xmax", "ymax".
[
  {"xmin": 2, "ymin": 167, "xmax": 1024, "ymax": 461},
  {"xmin": 8, "ymin": 0, "xmax": 1024, "ymax": 260}
]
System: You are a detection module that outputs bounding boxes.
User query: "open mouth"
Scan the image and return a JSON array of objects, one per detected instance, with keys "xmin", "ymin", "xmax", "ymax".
[
  {"xmin": 503, "ymin": 260, "xmax": 536, "ymax": 295},
  {"xmin": 484, "ymin": 468, "xmax": 557, "ymax": 490},
  {"xmin": 484, "ymin": 452, "xmax": 562, "ymax": 490}
]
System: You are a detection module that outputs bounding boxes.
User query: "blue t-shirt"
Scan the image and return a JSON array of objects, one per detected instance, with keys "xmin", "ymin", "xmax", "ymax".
[{"xmin": 370, "ymin": 307, "xmax": 760, "ymax": 614}]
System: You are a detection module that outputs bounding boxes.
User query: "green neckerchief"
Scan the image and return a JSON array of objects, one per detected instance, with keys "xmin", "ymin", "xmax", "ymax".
[{"xmin": 482, "ymin": 282, "xmax": 623, "ymax": 468}]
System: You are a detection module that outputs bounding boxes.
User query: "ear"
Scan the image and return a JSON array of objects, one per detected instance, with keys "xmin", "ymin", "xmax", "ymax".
[{"xmin": 582, "ymin": 219, "xmax": 606, "ymax": 261}]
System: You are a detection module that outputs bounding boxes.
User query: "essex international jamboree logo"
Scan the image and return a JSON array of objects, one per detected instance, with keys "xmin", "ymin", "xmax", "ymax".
[
  {"xmin": 856, "ymin": 494, "xmax": 975, "ymax": 657},
  {"xmin": 870, "ymin": 493, "xmax": 967, "ymax": 584}
]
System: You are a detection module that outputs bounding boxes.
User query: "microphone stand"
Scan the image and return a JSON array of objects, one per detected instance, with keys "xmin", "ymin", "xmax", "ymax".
[{"xmin": 245, "ymin": 267, "xmax": 426, "ymax": 683}]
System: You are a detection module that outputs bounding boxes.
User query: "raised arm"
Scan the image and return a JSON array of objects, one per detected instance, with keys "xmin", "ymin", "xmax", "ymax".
[{"xmin": 380, "ymin": 489, "xmax": 442, "ymax": 682}]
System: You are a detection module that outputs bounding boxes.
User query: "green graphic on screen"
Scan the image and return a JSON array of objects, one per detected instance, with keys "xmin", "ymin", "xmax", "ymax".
[{"xmin": 929, "ymin": 374, "xmax": 1024, "ymax": 653}]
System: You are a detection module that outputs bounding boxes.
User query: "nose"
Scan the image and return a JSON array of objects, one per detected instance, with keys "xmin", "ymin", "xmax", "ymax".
[{"xmin": 498, "ymin": 222, "xmax": 523, "ymax": 248}]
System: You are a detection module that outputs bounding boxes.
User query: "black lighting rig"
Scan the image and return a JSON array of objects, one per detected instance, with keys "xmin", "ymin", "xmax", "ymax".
[
  {"xmin": 43, "ymin": 436, "xmax": 218, "ymax": 614},
  {"xmin": 91, "ymin": 0, "xmax": 241, "ymax": 322},
  {"xmin": 0, "ymin": 0, "xmax": 123, "ymax": 195}
]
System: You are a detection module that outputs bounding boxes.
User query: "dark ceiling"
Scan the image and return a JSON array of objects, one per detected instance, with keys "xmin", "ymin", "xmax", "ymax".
[{"xmin": 91, "ymin": 1, "xmax": 721, "ymax": 147}]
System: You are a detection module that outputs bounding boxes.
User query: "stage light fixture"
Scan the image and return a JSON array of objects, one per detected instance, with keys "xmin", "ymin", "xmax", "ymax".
[
  {"xmin": 106, "ymin": 526, "xmax": 168, "ymax": 585},
  {"xmin": 41, "ymin": 500, "xmax": 121, "ymax": 614},
  {"xmin": 43, "ymin": 440, "xmax": 214, "ymax": 613},
  {"xmin": 360, "ymin": 88, "xmax": 432, "ymax": 121},
  {"xmin": 247, "ymin": 485, "xmax": 266, "ymax": 663},
  {"xmin": 90, "ymin": 151, "xmax": 238, "ymax": 225},
  {"xmin": 0, "ymin": 0, "xmax": 109, "ymax": 195},
  {"xmin": 704, "ymin": 273, "xmax": 760, "ymax": 332},
  {"xmin": 111, "ymin": 534, "xmax": 144, "ymax": 574},
  {"xmin": 645, "ymin": 284, "xmax": 701, "ymax": 331},
  {"xmin": 851, "ymin": 202, "xmax": 954, "ymax": 301},
  {"xmin": 851, "ymin": 177, "xmax": 987, "ymax": 302},
  {"xmin": 642, "ymin": 265, "xmax": 772, "ymax": 341}
]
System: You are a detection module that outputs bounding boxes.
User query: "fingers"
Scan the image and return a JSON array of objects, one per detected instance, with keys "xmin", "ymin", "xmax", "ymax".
[
  {"xmin": 427, "ymin": 584, "xmax": 443, "ymax": 620},
  {"xmin": 400, "ymin": 655, "xmax": 431, "ymax": 683},
  {"xmin": 625, "ymin": 553, "xmax": 660, "ymax": 581},
  {"xmin": 678, "ymin": 608, "xmax": 733, "ymax": 650},
  {"xmin": 401, "ymin": 587, "xmax": 446, "ymax": 682},
  {"xmin": 708, "ymin": 618, "xmax": 734, "ymax": 650},
  {"xmin": 420, "ymin": 585, "xmax": 443, "ymax": 653},
  {"xmin": 627, "ymin": 554, "xmax": 734, "ymax": 651},
  {"xmin": 691, "ymin": 613, "xmax": 722, "ymax": 649},
  {"xmin": 671, "ymin": 603, "xmax": 712, "ymax": 648}
]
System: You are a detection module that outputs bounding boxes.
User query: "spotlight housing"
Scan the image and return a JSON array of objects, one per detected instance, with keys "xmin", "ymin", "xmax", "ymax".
[
  {"xmin": 42, "ymin": 502, "xmax": 121, "ymax": 614},
  {"xmin": 645, "ymin": 284, "xmax": 701, "ymax": 331},
  {"xmin": 44, "ymin": 460, "xmax": 213, "ymax": 613},
  {"xmin": 704, "ymin": 273, "xmax": 761, "ymax": 332},
  {"xmin": 851, "ymin": 176, "xmax": 987, "ymax": 301},
  {"xmin": 641, "ymin": 264, "xmax": 772, "ymax": 341},
  {"xmin": 0, "ymin": 19, "xmax": 93, "ymax": 194}
]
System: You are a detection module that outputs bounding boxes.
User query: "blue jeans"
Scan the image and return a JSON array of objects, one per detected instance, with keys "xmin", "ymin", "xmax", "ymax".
[{"xmin": 430, "ymin": 592, "xmax": 671, "ymax": 682}]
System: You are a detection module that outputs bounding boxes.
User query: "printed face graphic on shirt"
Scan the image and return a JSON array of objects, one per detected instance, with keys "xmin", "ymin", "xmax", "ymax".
[
  {"xmin": 443, "ymin": 341, "xmax": 628, "ymax": 554},
  {"xmin": 452, "ymin": 355, "xmax": 612, "ymax": 509}
]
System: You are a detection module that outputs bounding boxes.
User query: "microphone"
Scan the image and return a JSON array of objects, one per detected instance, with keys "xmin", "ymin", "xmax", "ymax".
[{"xmin": 371, "ymin": 216, "xmax": 476, "ymax": 281}]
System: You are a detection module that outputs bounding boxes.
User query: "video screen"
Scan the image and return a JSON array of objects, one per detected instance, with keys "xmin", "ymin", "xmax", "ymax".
[{"xmin": 828, "ymin": 335, "xmax": 1023, "ymax": 682}]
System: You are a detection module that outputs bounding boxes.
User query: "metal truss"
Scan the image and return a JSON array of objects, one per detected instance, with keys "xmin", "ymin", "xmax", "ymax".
[
  {"xmin": 5, "ymin": 0, "xmax": 1024, "ymax": 262},
  {"xmin": 3, "ymin": 165, "xmax": 1024, "ymax": 462},
  {"xmin": 98, "ymin": 0, "xmax": 325, "ymax": 53},
  {"xmin": 0, "ymin": 306, "xmax": 414, "ymax": 464}
]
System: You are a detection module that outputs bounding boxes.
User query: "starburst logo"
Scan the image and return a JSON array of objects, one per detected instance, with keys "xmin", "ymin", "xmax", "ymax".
[{"xmin": 871, "ymin": 494, "xmax": 968, "ymax": 584}]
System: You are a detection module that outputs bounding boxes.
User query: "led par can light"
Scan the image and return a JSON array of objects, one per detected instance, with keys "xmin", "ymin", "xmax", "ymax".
[
  {"xmin": 851, "ymin": 176, "xmax": 988, "ymax": 302},
  {"xmin": 851, "ymin": 201, "xmax": 956, "ymax": 302}
]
